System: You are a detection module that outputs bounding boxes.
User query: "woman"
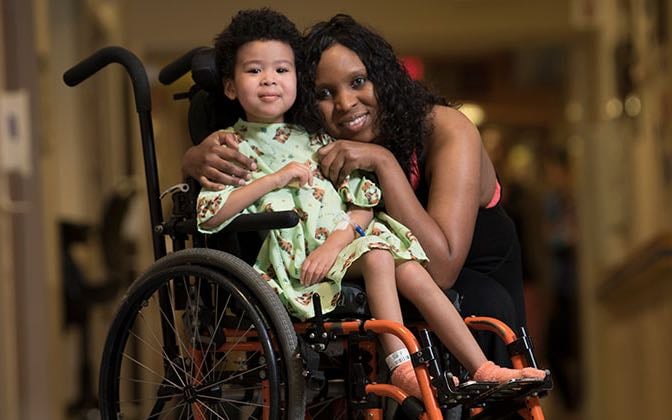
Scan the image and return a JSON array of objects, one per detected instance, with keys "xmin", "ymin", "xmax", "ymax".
[{"xmin": 182, "ymin": 14, "xmax": 527, "ymax": 368}]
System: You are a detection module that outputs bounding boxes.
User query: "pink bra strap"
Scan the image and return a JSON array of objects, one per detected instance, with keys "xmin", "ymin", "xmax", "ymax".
[
  {"xmin": 409, "ymin": 151, "xmax": 420, "ymax": 190},
  {"xmin": 485, "ymin": 181, "xmax": 501, "ymax": 209}
]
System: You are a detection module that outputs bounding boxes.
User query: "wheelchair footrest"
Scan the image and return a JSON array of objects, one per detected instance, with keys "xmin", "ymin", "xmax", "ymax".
[{"xmin": 445, "ymin": 374, "xmax": 552, "ymax": 407}]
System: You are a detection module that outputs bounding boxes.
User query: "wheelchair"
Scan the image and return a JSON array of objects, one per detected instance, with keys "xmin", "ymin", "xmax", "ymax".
[{"xmin": 63, "ymin": 46, "xmax": 552, "ymax": 420}]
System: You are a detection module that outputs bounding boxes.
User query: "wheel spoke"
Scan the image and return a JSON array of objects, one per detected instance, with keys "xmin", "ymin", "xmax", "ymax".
[
  {"xmin": 126, "ymin": 326, "xmax": 191, "ymax": 385},
  {"xmin": 119, "ymin": 375, "xmax": 169, "ymax": 387},
  {"xmin": 206, "ymin": 395, "xmax": 265, "ymax": 420},
  {"xmin": 146, "ymin": 398, "xmax": 190, "ymax": 420},
  {"xmin": 118, "ymin": 392, "xmax": 182, "ymax": 405},
  {"xmin": 189, "ymin": 276, "xmax": 205, "ymax": 376},
  {"xmin": 199, "ymin": 324, "xmax": 254, "ymax": 381},
  {"xmin": 170, "ymin": 277, "xmax": 194, "ymax": 384},
  {"xmin": 307, "ymin": 396, "xmax": 343, "ymax": 418},
  {"xmin": 121, "ymin": 351, "xmax": 183, "ymax": 390},
  {"xmin": 196, "ymin": 399, "xmax": 230, "ymax": 420},
  {"xmin": 216, "ymin": 402, "xmax": 233, "ymax": 420},
  {"xmin": 195, "ymin": 284, "xmax": 233, "ymax": 383},
  {"xmin": 203, "ymin": 361, "xmax": 268, "ymax": 389},
  {"xmin": 198, "ymin": 393, "xmax": 269, "ymax": 408},
  {"xmin": 134, "ymin": 286, "xmax": 190, "ymax": 388}
]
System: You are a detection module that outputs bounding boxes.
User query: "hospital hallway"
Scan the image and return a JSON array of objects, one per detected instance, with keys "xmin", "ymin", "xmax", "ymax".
[{"xmin": 1, "ymin": 1, "xmax": 671, "ymax": 419}]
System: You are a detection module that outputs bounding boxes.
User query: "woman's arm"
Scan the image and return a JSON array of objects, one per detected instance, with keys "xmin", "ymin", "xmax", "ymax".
[
  {"xmin": 412, "ymin": 106, "xmax": 484, "ymax": 288},
  {"xmin": 318, "ymin": 106, "xmax": 491, "ymax": 288}
]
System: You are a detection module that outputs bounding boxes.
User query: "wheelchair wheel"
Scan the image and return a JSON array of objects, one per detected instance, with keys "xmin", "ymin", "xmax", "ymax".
[{"xmin": 99, "ymin": 249, "xmax": 305, "ymax": 419}]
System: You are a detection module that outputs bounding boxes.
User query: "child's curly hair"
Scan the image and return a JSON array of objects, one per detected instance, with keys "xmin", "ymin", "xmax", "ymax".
[
  {"xmin": 300, "ymin": 14, "xmax": 449, "ymax": 178},
  {"xmin": 214, "ymin": 8, "xmax": 303, "ymax": 122}
]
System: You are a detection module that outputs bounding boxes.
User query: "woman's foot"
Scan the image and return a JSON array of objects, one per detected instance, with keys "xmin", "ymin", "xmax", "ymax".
[
  {"xmin": 390, "ymin": 361, "xmax": 422, "ymax": 399},
  {"xmin": 473, "ymin": 361, "xmax": 546, "ymax": 383}
]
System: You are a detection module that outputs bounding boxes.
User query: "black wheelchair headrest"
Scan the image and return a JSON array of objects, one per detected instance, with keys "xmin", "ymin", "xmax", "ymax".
[
  {"xmin": 159, "ymin": 46, "xmax": 221, "ymax": 94},
  {"xmin": 186, "ymin": 48, "xmax": 235, "ymax": 144},
  {"xmin": 160, "ymin": 46, "xmax": 244, "ymax": 145},
  {"xmin": 190, "ymin": 48, "xmax": 221, "ymax": 94},
  {"xmin": 188, "ymin": 89, "xmax": 243, "ymax": 145}
]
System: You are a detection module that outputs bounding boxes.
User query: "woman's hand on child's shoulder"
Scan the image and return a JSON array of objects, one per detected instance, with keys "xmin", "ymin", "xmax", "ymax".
[
  {"xmin": 272, "ymin": 162, "xmax": 313, "ymax": 189},
  {"xmin": 183, "ymin": 130, "xmax": 257, "ymax": 189},
  {"xmin": 317, "ymin": 140, "xmax": 392, "ymax": 184}
]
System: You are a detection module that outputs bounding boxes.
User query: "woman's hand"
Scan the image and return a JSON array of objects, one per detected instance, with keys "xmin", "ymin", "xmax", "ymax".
[
  {"xmin": 301, "ymin": 242, "xmax": 340, "ymax": 286},
  {"xmin": 182, "ymin": 130, "xmax": 257, "ymax": 189},
  {"xmin": 271, "ymin": 162, "xmax": 313, "ymax": 189},
  {"xmin": 317, "ymin": 140, "xmax": 391, "ymax": 184}
]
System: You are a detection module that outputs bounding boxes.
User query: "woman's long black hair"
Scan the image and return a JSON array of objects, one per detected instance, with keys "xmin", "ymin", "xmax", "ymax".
[{"xmin": 300, "ymin": 14, "xmax": 449, "ymax": 178}]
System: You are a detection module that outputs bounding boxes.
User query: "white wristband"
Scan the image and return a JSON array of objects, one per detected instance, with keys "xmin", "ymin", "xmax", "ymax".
[{"xmin": 385, "ymin": 348, "xmax": 411, "ymax": 371}]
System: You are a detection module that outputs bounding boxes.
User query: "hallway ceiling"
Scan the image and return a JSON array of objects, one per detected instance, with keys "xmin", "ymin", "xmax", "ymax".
[{"xmin": 122, "ymin": 0, "xmax": 582, "ymax": 57}]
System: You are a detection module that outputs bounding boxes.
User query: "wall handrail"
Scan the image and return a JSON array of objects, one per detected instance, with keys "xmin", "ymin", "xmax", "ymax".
[{"xmin": 596, "ymin": 234, "xmax": 672, "ymax": 301}]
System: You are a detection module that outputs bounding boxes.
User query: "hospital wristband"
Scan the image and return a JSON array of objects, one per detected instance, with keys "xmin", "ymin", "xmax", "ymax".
[{"xmin": 385, "ymin": 348, "xmax": 411, "ymax": 371}]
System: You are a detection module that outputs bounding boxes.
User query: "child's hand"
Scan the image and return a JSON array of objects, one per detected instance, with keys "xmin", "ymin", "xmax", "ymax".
[
  {"xmin": 272, "ymin": 162, "xmax": 313, "ymax": 189},
  {"xmin": 301, "ymin": 243, "xmax": 340, "ymax": 286}
]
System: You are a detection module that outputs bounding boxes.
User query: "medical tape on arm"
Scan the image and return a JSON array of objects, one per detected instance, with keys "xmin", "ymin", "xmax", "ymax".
[{"xmin": 333, "ymin": 212, "xmax": 366, "ymax": 237}]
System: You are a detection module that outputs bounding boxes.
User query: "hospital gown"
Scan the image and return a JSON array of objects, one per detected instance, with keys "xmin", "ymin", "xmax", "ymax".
[{"xmin": 197, "ymin": 120, "xmax": 427, "ymax": 320}]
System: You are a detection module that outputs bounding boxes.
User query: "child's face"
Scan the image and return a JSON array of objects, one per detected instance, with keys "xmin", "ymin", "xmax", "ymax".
[
  {"xmin": 314, "ymin": 43, "xmax": 379, "ymax": 143},
  {"xmin": 224, "ymin": 40, "xmax": 297, "ymax": 123}
]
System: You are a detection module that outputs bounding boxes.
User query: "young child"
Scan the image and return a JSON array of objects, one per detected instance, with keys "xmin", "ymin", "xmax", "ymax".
[{"xmin": 196, "ymin": 8, "xmax": 545, "ymax": 398}]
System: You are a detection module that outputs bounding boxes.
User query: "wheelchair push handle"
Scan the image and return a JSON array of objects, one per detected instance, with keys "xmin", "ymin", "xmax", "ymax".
[
  {"xmin": 63, "ymin": 46, "xmax": 151, "ymax": 113},
  {"xmin": 64, "ymin": 46, "xmax": 167, "ymax": 261},
  {"xmin": 158, "ymin": 46, "xmax": 208, "ymax": 86}
]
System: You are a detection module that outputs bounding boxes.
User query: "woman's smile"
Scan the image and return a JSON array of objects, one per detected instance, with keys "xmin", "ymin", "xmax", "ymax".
[{"xmin": 339, "ymin": 112, "xmax": 369, "ymax": 130}]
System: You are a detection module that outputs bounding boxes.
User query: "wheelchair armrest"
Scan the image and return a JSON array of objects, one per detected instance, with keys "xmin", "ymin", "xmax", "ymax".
[
  {"xmin": 163, "ymin": 210, "xmax": 299, "ymax": 237},
  {"xmin": 224, "ymin": 211, "xmax": 299, "ymax": 232}
]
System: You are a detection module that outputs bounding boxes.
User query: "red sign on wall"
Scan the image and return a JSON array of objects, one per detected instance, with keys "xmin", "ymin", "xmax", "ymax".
[{"xmin": 400, "ymin": 56, "xmax": 424, "ymax": 81}]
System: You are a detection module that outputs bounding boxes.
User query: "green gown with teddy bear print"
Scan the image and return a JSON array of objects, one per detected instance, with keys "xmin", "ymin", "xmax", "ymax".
[{"xmin": 197, "ymin": 119, "xmax": 427, "ymax": 320}]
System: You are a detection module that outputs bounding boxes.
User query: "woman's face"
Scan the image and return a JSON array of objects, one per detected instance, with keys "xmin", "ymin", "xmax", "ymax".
[{"xmin": 314, "ymin": 43, "xmax": 379, "ymax": 143}]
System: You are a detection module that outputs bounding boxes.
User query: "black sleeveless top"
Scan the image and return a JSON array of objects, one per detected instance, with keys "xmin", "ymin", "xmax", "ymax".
[{"xmin": 413, "ymin": 163, "xmax": 520, "ymax": 276}]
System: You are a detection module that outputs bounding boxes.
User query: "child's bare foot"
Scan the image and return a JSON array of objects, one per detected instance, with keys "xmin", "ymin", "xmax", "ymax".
[
  {"xmin": 473, "ymin": 361, "xmax": 546, "ymax": 383},
  {"xmin": 390, "ymin": 361, "xmax": 422, "ymax": 399}
]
